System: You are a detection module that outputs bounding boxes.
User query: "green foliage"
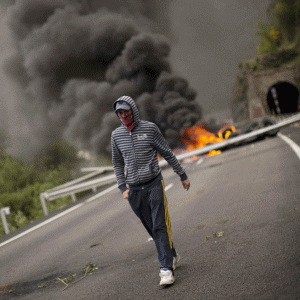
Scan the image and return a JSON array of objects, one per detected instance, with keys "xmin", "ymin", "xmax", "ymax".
[
  {"xmin": 256, "ymin": 0, "xmax": 300, "ymax": 55},
  {"xmin": 0, "ymin": 140, "xmax": 81, "ymax": 237},
  {"xmin": 34, "ymin": 140, "xmax": 78, "ymax": 171},
  {"xmin": 0, "ymin": 152, "xmax": 37, "ymax": 193},
  {"xmin": 273, "ymin": 0, "xmax": 300, "ymax": 42},
  {"xmin": 256, "ymin": 20, "xmax": 282, "ymax": 55}
]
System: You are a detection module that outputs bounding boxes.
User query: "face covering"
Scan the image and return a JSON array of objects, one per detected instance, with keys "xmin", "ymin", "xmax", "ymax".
[{"xmin": 118, "ymin": 110, "xmax": 134, "ymax": 131}]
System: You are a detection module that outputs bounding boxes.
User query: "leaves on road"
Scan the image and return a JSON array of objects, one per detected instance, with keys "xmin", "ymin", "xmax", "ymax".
[
  {"xmin": 289, "ymin": 208, "xmax": 298, "ymax": 212},
  {"xmin": 213, "ymin": 231, "xmax": 224, "ymax": 237},
  {"xmin": 56, "ymin": 262, "xmax": 98, "ymax": 291},
  {"xmin": 206, "ymin": 231, "xmax": 225, "ymax": 240}
]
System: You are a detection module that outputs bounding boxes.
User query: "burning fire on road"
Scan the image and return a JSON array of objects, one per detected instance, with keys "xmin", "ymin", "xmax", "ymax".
[
  {"xmin": 158, "ymin": 115, "xmax": 281, "ymax": 164},
  {"xmin": 178, "ymin": 122, "xmax": 236, "ymax": 161}
]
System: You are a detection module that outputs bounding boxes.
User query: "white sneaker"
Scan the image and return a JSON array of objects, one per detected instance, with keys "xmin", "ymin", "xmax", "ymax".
[
  {"xmin": 159, "ymin": 270, "xmax": 175, "ymax": 286},
  {"xmin": 173, "ymin": 253, "xmax": 180, "ymax": 270}
]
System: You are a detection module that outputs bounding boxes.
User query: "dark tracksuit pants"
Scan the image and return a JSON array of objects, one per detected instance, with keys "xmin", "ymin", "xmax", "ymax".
[{"xmin": 128, "ymin": 174, "xmax": 177, "ymax": 270}]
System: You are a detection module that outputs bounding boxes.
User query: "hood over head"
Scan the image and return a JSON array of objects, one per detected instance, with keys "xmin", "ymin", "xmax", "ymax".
[{"xmin": 113, "ymin": 96, "xmax": 140, "ymax": 127}]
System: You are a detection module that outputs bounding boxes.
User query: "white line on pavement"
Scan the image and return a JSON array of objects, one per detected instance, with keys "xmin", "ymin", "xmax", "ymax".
[
  {"xmin": 197, "ymin": 158, "xmax": 204, "ymax": 165},
  {"xmin": 0, "ymin": 184, "xmax": 120, "ymax": 248},
  {"xmin": 87, "ymin": 183, "xmax": 119, "ymax": 202},
  {"xmin": 165, "ymin": 183, "xmax": 174, "ymax": 191},
  {"xmin": 0, "ymin": 203, "xmax": 83, "ymax": 248},
  {"xmin": 278, "ymin": 133, "xmax": 300, "ymax": 160}
]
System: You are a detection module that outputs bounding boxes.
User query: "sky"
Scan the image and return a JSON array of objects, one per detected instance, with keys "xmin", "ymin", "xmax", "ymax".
[
  {"xmin": 169, "ymin": 0, "xmax": 270, "ymax": 115},
  {"xmin": 0, "ymin": 0, "xmax": 270, "ymax": 159}
]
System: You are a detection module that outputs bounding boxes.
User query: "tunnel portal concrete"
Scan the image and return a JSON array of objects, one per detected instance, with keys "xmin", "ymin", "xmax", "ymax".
[{"xmin": 232, "ymin": 64, "xmax": 300, "ymax": 122}]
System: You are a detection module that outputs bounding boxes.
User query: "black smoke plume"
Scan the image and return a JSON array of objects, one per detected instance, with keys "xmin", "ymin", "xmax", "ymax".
[{"xmin": 3, "ymin": 0, "xmax": 201, "ymax": 157}]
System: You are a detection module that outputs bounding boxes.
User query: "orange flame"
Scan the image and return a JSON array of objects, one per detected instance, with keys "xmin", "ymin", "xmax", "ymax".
[
  {"xmin": 158, "ymin": 123, "xmax": 236, "ymax": 162},
  {"xmin": 180, "ymin": 123, "xmax": 236, "ymax": 157}
]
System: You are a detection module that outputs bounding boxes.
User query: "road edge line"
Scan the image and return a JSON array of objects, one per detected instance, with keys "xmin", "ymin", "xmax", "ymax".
[
  {"xmin": 197, "ymin": 158, "xmax": 204, "ymax": 165},
  {"xmin": 87, "ymin": 184, "xmax": 118, "ymax": 202},
  {"xmin": 0, "ymin": 203, "xmax": 83, "ymax": 248},
  {"xmin": 278, "ymin": 133, "xmax": 300, "ymax": 160},
  {"xmin": 165, "ymin": 183, "xmax": 174, "ymax": 191}
]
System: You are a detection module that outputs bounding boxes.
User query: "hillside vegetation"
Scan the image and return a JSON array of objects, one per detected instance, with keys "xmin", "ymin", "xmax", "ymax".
[
  {"xmin": 0, "ymin": 141, "xmax": 80, "ymax": 237},
  {"xmin": 241, "ymin": 0, "xmax": 300, "ymax": 71}
]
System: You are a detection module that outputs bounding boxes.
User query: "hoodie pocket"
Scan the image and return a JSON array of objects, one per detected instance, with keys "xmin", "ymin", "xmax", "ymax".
[{"xmin": 138, "ymin": 164, "xmax": 154, "ymax": 179}]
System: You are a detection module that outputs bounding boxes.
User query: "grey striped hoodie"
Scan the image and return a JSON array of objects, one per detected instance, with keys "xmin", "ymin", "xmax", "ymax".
[{"xmin": 111, "ymin": 96, "xmax": 187, "ymax": 193}]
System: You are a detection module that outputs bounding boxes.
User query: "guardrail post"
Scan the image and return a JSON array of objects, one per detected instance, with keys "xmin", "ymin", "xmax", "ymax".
[
  {"xmin": 40, "ymin": 193, "xmax": 49, "ymax": 216},
  {"xmin": 71, "ymin": 193, "xmax": 77, "ymax": 203},
  {"xmin": 0, "ymin": 207, "xmax": 11, "ymax": 235},
  {"xmin": 92, "ymin": 186, "xmax": 97, "ymax": 193}
]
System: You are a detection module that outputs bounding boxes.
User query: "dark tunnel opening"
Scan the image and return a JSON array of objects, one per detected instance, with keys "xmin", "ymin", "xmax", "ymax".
[{"xmin": 267, "ymin": 81, "xmax": 300, "ymax": 115}]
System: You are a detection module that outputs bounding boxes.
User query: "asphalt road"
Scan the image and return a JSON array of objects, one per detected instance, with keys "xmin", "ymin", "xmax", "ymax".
[{"xmin": 0, "ymin": 125, "xmax": 299, "ymax": 300}]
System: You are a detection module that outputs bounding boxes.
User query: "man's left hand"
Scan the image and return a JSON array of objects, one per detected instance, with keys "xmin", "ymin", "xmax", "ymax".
[{"xmin": 182, "ymin": 178, "xmax": 190, "ymax": 191}]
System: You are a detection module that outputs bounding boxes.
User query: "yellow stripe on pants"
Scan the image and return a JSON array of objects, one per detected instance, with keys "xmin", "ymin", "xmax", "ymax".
[{"xmin": 161, "ymin": 180, "xmax": 173, "ymax": 249}]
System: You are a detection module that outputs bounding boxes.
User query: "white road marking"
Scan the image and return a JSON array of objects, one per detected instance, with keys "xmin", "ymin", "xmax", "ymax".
[
  {"xmin": 0, "ymin": 184, "xmax": 119, "ymax": 248},
  {"xmin": 0, "ymin": 203, "xmax": 83, "ymax": 248},
  {"xmin": 87, "ymin": 183, "xmax": 118, "ymax": 202},
  {"xmin": 0, "ymin": 180, "xmax": 178, "ymax": 248},
  {"xmin": 197, "ymin": 158, "xmax": 204, "ymax": 165},
  {"xmin": 278, "ymin": 133, "xmax": 300, "ymax": 160},
  {"xmin": 165, "ymin": 183, "xmax": 174, "ymax": 191}
]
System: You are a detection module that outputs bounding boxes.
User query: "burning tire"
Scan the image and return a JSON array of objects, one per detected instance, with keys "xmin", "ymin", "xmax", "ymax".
[{"xmin": 228, "ymin": 116, "xmax": 279, "ymax": 147}]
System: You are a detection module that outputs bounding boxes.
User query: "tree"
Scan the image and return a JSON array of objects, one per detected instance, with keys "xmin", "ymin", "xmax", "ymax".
[
  {"xmin": 0, "ymin": 140, "xmax": 81, "ymax": 236},
  {"xmin": 256, "ymin": 0, "xmax": 300, "ymax": 54},
  {"xmin": 256, "ymin": 20, "xmax": 282, "ymax": 55},
  {"xmin": 34, "ymin": 140, "xmax": 79, "ymax": 171},
  {"xmin": 273, "ymin": 0, "xmax": 300, "ymax": 42}
]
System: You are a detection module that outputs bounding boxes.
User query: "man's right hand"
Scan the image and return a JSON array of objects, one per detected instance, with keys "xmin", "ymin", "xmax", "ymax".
[
  {"xmin": 182, "ymin": 178, "xmax": 190, "ymax": 191},
  {"xmin": 122, "ymin": 189, "xmax": 129, "ymax": 200}
]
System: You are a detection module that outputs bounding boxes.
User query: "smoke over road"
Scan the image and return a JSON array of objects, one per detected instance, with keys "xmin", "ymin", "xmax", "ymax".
[
  {"xmin": 1, "ymin": 0, "xmax": 270, "ymax": 159},
  {"xmin": 1, "ymin": 0, "xmax": 201, "ymax": 158},
  {"xmin": 170, "ymin": 0, "xmax": 270, "ymax": 116}
]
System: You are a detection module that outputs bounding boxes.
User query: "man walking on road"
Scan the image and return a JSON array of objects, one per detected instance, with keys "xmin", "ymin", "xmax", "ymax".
[{"xmin": 111, "ymin": 95, "xmax": 190, "ymax": 286}]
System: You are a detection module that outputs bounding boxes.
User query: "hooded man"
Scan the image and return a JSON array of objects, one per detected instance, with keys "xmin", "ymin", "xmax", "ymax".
[{"xmin": 111, "ymin": 95, "xmax": 190, "ymax": 286}]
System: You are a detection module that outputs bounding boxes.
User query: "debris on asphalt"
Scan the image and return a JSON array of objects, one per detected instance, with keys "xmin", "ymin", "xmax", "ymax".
[
  {"xmin": 205, "ymin": 231, "xmax": 225, "ymax": 240},
  {"xmin": 56, "ymin": 262, "xmax": 98, "ymax": 291},
  {"xmin": 289, "ymin": 208, "xmax": 298, "ymax": 212},
  {"xmin": 227, "ymin": 116, "xmax": 279, "ymax": 148},
  {"xmin": 212, "ymin": 231, "xmax": 224, "ymax": 238}
]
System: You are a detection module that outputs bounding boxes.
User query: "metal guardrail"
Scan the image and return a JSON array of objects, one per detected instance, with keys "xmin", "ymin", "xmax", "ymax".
[
  {"xmin": 45, "ymin": 167, "xmax": 114, "ymax": 193},
  {"xmin": 0, "ymin": 207, "xmax": 11, "ymax": 235},
  {"xmin": 40, "ymin": 167, "xmax": 115, "ymax": 216},
  {"xmin": 39, "ymin": 113, "xmax": 300, "ymax": 216},
  {"xmin": 158, "ymin": 112, "xmax": 300, "ymax": 166}
]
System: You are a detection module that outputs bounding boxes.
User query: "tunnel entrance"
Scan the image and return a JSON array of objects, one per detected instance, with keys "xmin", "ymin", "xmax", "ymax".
[{"xmin": 267, "ymin": 81, "xmax": 300, "ymax": 115}]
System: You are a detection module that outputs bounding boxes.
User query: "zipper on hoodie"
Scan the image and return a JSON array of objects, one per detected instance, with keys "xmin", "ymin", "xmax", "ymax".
[{"xmin": 129, "ymin": 129, "xmax": 141, "ymax": 184}]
